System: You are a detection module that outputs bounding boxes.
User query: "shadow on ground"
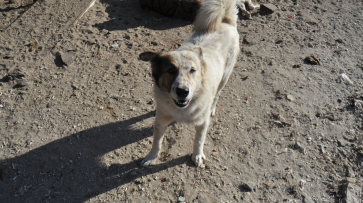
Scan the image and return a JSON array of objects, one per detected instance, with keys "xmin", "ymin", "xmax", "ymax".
[
  {"xmin": 0, "ymin": 111, "xmax": 190, "ymax": 202},
  {"xmin": 93, "ymin": 0, "xmax": 192, "ymax": 31}
]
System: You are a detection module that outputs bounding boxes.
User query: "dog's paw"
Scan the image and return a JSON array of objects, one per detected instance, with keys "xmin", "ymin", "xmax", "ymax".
[
  {"xmin": 191, "ymin": 153, "xmax": 205, "ymax": 167},
  {"xmin": 141, "ymin": 156, "xmax": 158, "ymax": 166},
  {"xmin": 141, "ymin": 152, "xmax": 158, "ymax": 166}
]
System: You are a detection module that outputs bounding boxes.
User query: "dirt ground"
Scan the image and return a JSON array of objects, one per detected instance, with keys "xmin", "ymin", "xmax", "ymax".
[{"xmin": 0, "ymin": 0, "xmax": 363, "ymax": 202}]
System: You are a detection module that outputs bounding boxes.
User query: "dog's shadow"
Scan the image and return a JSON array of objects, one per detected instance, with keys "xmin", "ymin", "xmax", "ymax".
[{"xmin": 0, "ymin": 111, "xmax": 190, "ymax": 202}]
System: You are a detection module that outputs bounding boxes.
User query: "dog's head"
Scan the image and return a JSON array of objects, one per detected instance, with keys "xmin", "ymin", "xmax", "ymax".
[{"xmin": 139, "ymin": 48, "xmax": 204, "ymax": 108}]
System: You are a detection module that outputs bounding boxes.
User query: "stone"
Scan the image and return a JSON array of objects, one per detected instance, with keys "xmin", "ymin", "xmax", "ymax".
[
  {"xmin": 304, "ymin": 55, "xmax": 321, "ymax": 65},
  {"xmin": 342, "ymin": 183, "xmax": 360, "ymax": 203},
  {"xmin": 61, "ymin": 51, "xmax": 76, "ymax": 66},
  {"xmin": 346, "ymin": 167, "xmax": 355, "ymax": 177},
  {"xmin": 240, "ymin": 181, "xmax": 256, "ymax": 192},
  {"xmin": 338, "ymin": 139, "xmax": 348, "ymax": 147},
  {"xmin": 260, "ymin": 3, "xmax": 278, "ymax": 14}
]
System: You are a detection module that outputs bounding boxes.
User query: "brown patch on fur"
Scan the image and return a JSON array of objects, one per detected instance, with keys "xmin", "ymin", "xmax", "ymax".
[
  {"xmin": 150, "ymin": 53, "xmax": 179, "ymax": 92},
  {"xmin": 200, "ymin": 58, "xmax": 207, "ymax": 75},
  {"xmin": 222, "ymin": 17, "xmax": 235, "ymax": 26},
  {"xmin": 186, "ymin": 73, "xmax": 192, "ymax": 80}
]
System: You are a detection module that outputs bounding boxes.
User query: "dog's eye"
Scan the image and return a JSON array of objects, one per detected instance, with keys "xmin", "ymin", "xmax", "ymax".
[{"xmin": 190, "ymin": 69, "xmax": 196, "ymax": 74}]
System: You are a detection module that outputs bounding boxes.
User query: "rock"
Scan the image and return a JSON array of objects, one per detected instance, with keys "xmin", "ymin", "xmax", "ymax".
[
  {"xmin": 338, "ymin": 139, "xmax": 348, "ymax": 147},
  {"xmin": 341, "ymin": 73, "xmax": 354, "ymax": 85},
  {"xmin": 318, "ymin": 144, "xmax": 326, "ymax": 154},
  {"xmin": 178, "ymin": 196, "xmax": 185, "ymax": 202},
  {"xmin": 304, "ymin": 55, "xmax": 320, "ymax": 65},
  {"xmin": 346, "ymin": 167, "xmax": 355, "ymax": 178},
  {"xmin": 287, "ymin": 94, "xmax": 295, "ymax": 101},
  {"xmin": 240, "ymin": 181, "xmax": 256, "ymax": 192},
  {"xmin": 341, "ymin": 183, "xmax": 360, "ymax": 203},
  {"xmin": 211, "ymin": 151, "xmax": 219, "ymax": 157},
  {"xmin": 260, "ymin": 3, "xmax": 278, "ymax": 14},
  {"xmin": 336, "ymin": 38, "xmax": 344, "ymax": 43},
  {"xmin": 293, "ymin": 64, "xmax": 301, "ymax": 68},
  {"xmin": 294, "ymin": 142, "xmax": 303, "ymax": 150},
  {"xmin": 60, "ymin": 51, "xmax": 76, "ymax": 66},
  {"xmin": 17, "ymin": 186, "xmax": 25, "ymax": 196}
]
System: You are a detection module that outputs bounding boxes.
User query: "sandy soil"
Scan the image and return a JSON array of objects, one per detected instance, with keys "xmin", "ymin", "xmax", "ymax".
[{"xmin": 0, "ymin": 0, "xmax": 363, "ymax": 202}]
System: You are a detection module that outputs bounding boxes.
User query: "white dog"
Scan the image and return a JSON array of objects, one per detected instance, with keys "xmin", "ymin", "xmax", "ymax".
[{"xmin": 139, "ymin": 0, "xmax": 240, "ymax": 167}]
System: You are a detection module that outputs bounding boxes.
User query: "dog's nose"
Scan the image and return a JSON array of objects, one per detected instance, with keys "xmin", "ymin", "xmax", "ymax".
[{"xmin": 176, "ymin": 87, "xmax": 189, "ymax": 98}]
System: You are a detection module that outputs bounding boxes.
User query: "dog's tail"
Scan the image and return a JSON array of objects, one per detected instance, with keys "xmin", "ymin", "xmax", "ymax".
[{"xmin": 193, "ymin": 0, "xmax": 238, "ymax": 33}]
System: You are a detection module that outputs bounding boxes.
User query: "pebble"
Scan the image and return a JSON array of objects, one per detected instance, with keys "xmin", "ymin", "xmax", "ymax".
[
  {"xmin": 60, "ymin": 51, "xmax": 76, "ymax": 66},
  {"xmin": 111, "ymin": 43, "xmax": 119, "ymax": 48},
  {"xmin": 294, "ymin": 141, "xmax": 303, "ymax": 150},
  {"xmin": 17, "ymin": 186, "xmax": 25, "ymax": 196},
  {"xmin": 346, "ymin": 167, "xmax": 355, "ymax": 178},
  {"xmin": 178, "ymin": 196, "xmax": 185, "ymax": 202},
  {"xmin": 318, "ymin": 144, "xmax": 326, "ymax": 153},
  {"xmin": 341, "ymin": 73, "xmax": 354, "ymax": 85},
  {"xmin": 305, "ymin": 55, "xmax": 321, "ymax": 65},
  {"xmin": 240, "ymin": 181, "xmax": 256, "ymax": 192},
  {"xmin": 0, "ymin": 104, "xmax": 3, "ymax": 108},
  {"xmin": 337, "ymin": 139, "xmax": 348, "ymax": 147},
  {"xmin": 287, "ymin": 94, "xmax": 295, "ymax": 101}
]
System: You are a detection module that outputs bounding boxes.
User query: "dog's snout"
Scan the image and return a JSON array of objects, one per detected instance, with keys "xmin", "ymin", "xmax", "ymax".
[{"xmin": 176, "ymin": 87, "xmax": 189, "ymax": 98}]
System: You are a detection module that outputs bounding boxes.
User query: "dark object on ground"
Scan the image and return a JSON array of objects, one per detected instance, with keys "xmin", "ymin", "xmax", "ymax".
[
  {"xmin": 139, "ymin": 0, "xmax": 202, "ymax": 20},
  {"xmin": 260, "ymin": 3, "xmax": 278, "ymax": 14},
  {"xmin": 305, "ymin": 55, "xmax": 321, "ymax": 65}
]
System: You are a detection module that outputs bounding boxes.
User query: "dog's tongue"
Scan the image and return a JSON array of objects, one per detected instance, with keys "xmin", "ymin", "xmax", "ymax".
[{"xmin": 179, "ymin": 100, "xmax": 188, "ymax": 105}]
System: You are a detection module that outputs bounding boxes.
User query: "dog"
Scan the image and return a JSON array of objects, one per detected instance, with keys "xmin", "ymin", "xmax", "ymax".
[{"xmin": 139, "ymin": 0, "xmax": 240, "ymax": 167}]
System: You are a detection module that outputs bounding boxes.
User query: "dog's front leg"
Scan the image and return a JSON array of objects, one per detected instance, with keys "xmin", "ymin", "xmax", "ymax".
[
  {"xmin": 192, "ymin": 117, "xmax": 210, "ymax": 167},
  {"xmin": 141, "ymin": 115, "xmax": 172, "ymax": 166}
]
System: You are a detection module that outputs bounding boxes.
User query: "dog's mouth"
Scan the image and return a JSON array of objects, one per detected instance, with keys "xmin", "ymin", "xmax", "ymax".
[{"xmin": 173, "ymin": 99, "xmax": 190, "ymax": 108}]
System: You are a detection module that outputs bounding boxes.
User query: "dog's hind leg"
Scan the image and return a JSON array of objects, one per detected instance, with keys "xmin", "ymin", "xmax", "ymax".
[
  {"xmin": 210, "ymin": 63, "xmax": 235, "ymax": 117},
  {"xmin": 141, "ymin": 114, "xmax": 172, "ymax": 166},
  {"xmin": 192, "ymin": 117, "xmax": 210, "ymax": 167}
]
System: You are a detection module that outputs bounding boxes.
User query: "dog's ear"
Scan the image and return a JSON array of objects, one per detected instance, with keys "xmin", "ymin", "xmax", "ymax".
[
  {"xmin": 139, "ymin": 52, "xmax": 159, "ymax": 62},
  {"xmin": 192, "ymin": 47, "xmax": 203, "ymax": 58}
]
